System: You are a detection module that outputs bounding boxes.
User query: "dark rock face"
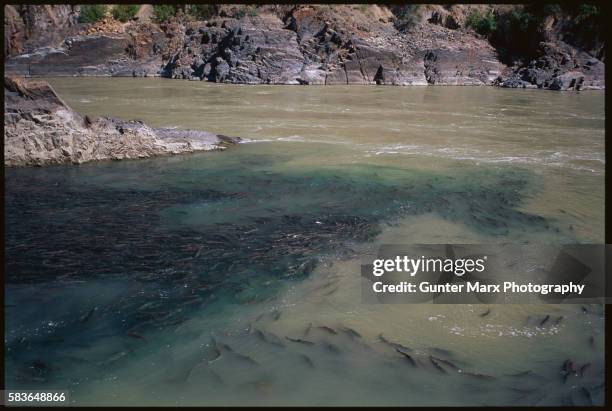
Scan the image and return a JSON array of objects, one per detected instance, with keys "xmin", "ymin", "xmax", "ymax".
[
  {"xmin": 497, "ymin": 41, "xmax": 604, "ymax": 90},
  {"xmin": 495, "ymin": 75, "xmax": 537, "ymax": 89},
  {"xmin": 161, "ymin": 15, "xmax": 305, "ymax": 84},
  {"xmin": 7, "ymin": 34, "xmax": 131, "ymax": 76},
  {"xmin": 524, "ymin": 42, "xmax": 603, "ymax": 90},
  {"xmin": 423, "ymin": 49, "xmax": 501, "ymax": 85},
  {"xmin": 3, "ymin": 4, "xmax": 605, "ymax": 89},
  {"xmin": 5, "ymin": 22, "xmax": 166, "ymax": 77},
  {"xmin": 4, "ymin": 77, "xmax": 240, "ymax": 167},
  {"xmin": 160, "ymin": 6, "xmax": 500, "ymax": 86},
  {"xmin": 4, "ymin": 5, "xmax": 80, "ymax": 57}
]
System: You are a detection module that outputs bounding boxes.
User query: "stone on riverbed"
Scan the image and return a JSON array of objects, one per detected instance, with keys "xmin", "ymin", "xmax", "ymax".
[{"xmin": 3, "ymin": 76, "xmax": 240, "ymax": 167}]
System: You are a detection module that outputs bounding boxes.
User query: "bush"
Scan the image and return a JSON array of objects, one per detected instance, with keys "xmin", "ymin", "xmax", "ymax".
[
  {"xmin": 507, "ymin": 9, "xmax": 535, "ymax": 33},
  {"xmin": 247, "ymin": 6, "xmax": 258, "ymax": 17},
  {"xmin": 541, "ymin": 4, "xmax": 562, "ymax": 16},
  {"xmin": 575, "ymin": 4, "xmax": 600, "ymax": 24},
  {"xmin": 112, "ymin": 5, "xmax": 139, "ymax": 23},
  {"xmin": 391, "ymin": 5, "xmax": 420, "ymax": 29},
  {"xmin": 235, "ymin": 5, "xmax": 258, "ymax": 19},
  {"xmin": 78, "ymin": 5, "xmax": 107, "ymax": 23},
  {"xmin": 566, "ymin": 4, "xmax": 602, "ymax": 53},
  {"xmin": 488, "ymin": 7, "xmax": 541, "ymax": 64},
  {"xmin": 153, "ymin": 5, "xmax": 176, "ymax": 23},
  {"xmin": 187, "ymin": 4, "xmax": 216, "ymax": 20},
  {"xmin": 466, "ymin": 10, "xmax": 498, "ymax": 36}
]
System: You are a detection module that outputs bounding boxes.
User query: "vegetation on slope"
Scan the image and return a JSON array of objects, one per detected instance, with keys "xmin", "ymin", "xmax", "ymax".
[
  {"xmin": 111, "ymin": 5, "xmax": 139, "ymax": 23},
  {"xmin": 78, "ymin": 5, "xmax": 107, "ymax": 24}
]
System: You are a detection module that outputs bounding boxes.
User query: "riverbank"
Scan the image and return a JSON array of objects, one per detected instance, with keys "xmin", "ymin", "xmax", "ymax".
[
  {"xmin": 4, "ymin": 5, "xmax": 605, "ymax": 90},
  {"xmin": 3, "ymin": 76, "xmax": 240, "ymax": 167}
]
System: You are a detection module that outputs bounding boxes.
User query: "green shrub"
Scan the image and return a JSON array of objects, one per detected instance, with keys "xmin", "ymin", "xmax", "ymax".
[
  {"xmin": 466, "ymin": 10, "xmax": 497, "ymax": 36},
  {"xmin": 541, "ymin": 4, "xmax": 562, "ymax": 16},
  {"xmin": 78, "ymin": 5, "xmax": 107, "ymax": 23},
  {"xmin": 153, "ymin": 5, "xmax": 176, "ymax": 23},
  {"xmin": 507, "ymin": 9, "xmax": 534, "ymax": 33},
  {"xmin": 392, "ymin": 5, "xmax": 420, "ymax": 29},
  {"xmin": 247, "ymin": 6, "xmax": 258, "ymax": 17},
  {"xmin": 187, "ymin": 4, "xmax": 216, "ymax": 20},
  {"xmin": 112, "ymin": 5, "xmax": 139, "ymax": 22},
  {"xmin": 235, "ymin": 5, "xmax": 258, "ymax": 19},
  {"xmin": 575, "ymin": 4, "xmax": 600, "ymax": 24},
  {"xmin": 488, "ymin": 7, "xmax": 541, "ymax": 64}
]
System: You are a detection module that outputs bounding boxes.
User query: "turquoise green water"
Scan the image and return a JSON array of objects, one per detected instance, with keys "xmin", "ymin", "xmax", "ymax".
[{"xmin": 4, "ymin": 79, "xmax": 605, "ymax": 405}]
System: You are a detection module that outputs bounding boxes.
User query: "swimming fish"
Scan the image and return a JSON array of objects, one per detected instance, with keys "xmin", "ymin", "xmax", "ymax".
[
  {"xmin": 253, "ymin": 328, "xmax": 285, "ymax": 347},
  {"xmin": 429, "ymin": 347, "xmax": 454, "ymax": 358},
  {"xmin": 217, "ymin": 342, "xmax": 234, "ymax": 352},
  {"xmin": 429, "ymin": 356, "xmax": 447, "ymax": 374},
  {"xmin": 480, "ymin": 308, "xmax": 491, "ymax": 317},
  {"xmin": 98, "ymin": 350, "xmax": 128, "ymax": 367},
  {"xmin": 285, "ymin": 336, "xmax": 315, "ymax": 346},
  {"xmin": 459, "ymin": 370, "xmax": 495, "ymax": 380},
  {"xmin": 396, "ymin": 348, "xmax": 417, "ymax": 367},
  {"xmin": 228, "ymin": 351, "xmax": 260, "ymax": 366},
  {"xmin": 79, "ymin": 307, "xmax": 96, "ymax": 323},
  {"xmin": 321, "ymin": 341, "xmax": 341, "ymax": 355},
  {"xmin": 561, "ymin": 359, "xmax": 578, "ymax": 383},
  {"xmin": 579, "ymin": 363, "xmax": 591, "ymax": 376},
  {"xmin": 571, "ymin": 387, "xmax": 593, "ymax": 406},
  {"xmin": 317, "ymin": 326, "xmax": 338, "ymax": 335},
  {"xmin": 202, "ymin": 343, "xmax": 221, "ymax": 363},
  {"xmin": 506, "ymin": 370, "xmax": 533, "ymax": 377},
  {"xmin": 379, "ymin": 334, "xmax": 413, "ymax": 352},
  {"xmin": 340, "ymin": 326, "xmax": 362, "ymax": 339},
  {"xmin": 323, "ymin": 286, "xmax": 339, "ymax": 296},
  {"xmin": 298, "ymin": 354, "xmax": 315, "ymax": 368},
  {"xmin": 127, "ymin": 331, "xmax": 146, "ymax": 341},
  {"xmin": 431, "ymin": 356, "xmax": 459, "ymax": 371}
]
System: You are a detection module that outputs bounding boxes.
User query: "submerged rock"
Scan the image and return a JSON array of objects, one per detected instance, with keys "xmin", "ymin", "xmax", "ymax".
[{"xmin": 3, "ymin": 76, "xmax": 241, "ymax": 167}]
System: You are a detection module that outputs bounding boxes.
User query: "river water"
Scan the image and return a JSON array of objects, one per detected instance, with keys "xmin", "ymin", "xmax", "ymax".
[{"xmin": 4, "ymin": 78, "xmax": 605, "ymax": 405}]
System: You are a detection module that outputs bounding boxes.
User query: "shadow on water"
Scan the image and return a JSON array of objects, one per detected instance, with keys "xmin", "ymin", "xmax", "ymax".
[{"xmin": 4, "ymin": 142, "xmax": 582, "ymax": 401}]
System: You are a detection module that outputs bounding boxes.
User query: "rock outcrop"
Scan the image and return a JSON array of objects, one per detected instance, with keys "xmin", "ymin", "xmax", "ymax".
[
  {"xmin": 4, "ymin": 76, "xmax": 240, "ymax": 167},
  {"xmin": 5, "ymin": 15, "xmax": 165, "ymax": 77},
  {"xmin": 3, "ymin": 4, "xmax": 605, "ymax": 90},
  {"xmin": 497, "ymin": 41, "xmax": 604, "ymax": 90},
  {"xmin": 4, "ymin": 5, "xmax": 80, "ymax": 57},
  {"xmin": 158, "ymin": 5, "xmax": 504, "ymax": 86}
]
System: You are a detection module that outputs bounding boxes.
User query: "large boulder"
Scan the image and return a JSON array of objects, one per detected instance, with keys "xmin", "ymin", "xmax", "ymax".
[{"xmin": 4, "ymin": 77, "xmax": 240, "ymax": 167}]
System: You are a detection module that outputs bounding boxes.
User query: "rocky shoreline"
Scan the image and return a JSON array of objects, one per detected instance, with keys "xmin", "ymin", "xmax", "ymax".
[
  {"xmin": 4, "ymin": 5, "xmax": 605, "ymax": 90},
  {"xmin": 4, "ymin": 76, "xmax": 240, "ymax": 167}
]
